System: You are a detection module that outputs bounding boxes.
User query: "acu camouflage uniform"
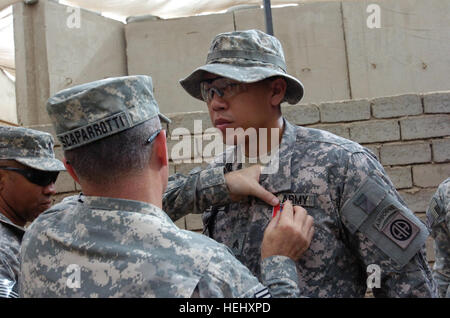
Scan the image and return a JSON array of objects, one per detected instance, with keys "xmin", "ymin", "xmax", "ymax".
[
  {"xmin": 19, "ymin": 75, "xmax": 300, "ymax": 298},
  {"xmin": 165, "ymin": 29, "xmax": 437, "ymax": 297},
  {"xmin": 165, "ymin": 120, "xmax": 436, "ymax": 297},
  {"xmin": 0, "ymin": 126, "xmax": 64, "ymax": 298},
  {"xmin": 426, "ymin": 178, "xmax": 450, "ymax": 297},
  {"xmin": 0, "ymin": 213, "xmax": 23, "ymax": 298},
  {"xmin": 20, "ymin": 194, "xmax": 298, "ymax": 297}
]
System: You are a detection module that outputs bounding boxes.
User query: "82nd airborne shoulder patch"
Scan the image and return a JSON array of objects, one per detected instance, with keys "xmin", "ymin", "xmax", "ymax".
[{"xmin": 377, "ymin": 206, "xmax": 420, "ymax": 250}]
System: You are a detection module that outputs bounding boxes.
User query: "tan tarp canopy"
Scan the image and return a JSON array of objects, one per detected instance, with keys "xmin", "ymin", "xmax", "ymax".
[
  {"xmin": 58, "ymin": 0, "xmax": 307, "ymax": 20},
  {"xmin": 0, "ymin": 0, "xmax": 323, "ymax": 77}
]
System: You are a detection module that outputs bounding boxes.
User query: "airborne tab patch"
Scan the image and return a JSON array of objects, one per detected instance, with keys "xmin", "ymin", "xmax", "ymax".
[
  {"xmin": 57, "ymin": 111, "xmax": 132, "ymax": 150},
  {"xmin": 278, "ymin": 193, "xmax": 315, "ymax": 208}
]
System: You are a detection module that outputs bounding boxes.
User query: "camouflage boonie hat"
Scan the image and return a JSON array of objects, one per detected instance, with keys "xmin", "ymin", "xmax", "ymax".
[
  {"xmin": 0, "ymin": 126, "xmax": 65, "ymax": 171},
  {"xmin": 47, "ymin": 75, "xmax": 171, "ymax": 151},
  {"xmin": 180, "ymin": 29, "xmax": 304, "ymax": 105}
]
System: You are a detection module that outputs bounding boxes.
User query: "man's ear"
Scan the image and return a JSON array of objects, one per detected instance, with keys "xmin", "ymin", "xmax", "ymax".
[
  {"xmin": 63, "ymin": 158, "xmax": 80, "ymax": 184},
  {"xmin": 153, "ymin": 130, "xmax": 168, "ymax": 168},
  {"xmin": 269, "ymin": 78, "xmax": 287, "ymax": 106}
]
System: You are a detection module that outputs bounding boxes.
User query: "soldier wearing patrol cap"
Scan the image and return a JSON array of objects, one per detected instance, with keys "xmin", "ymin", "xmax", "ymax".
[
  {"xmin": 0, "ymin": 126, "xmax": 64, "ymax": 298},
  {"xmin": 19, "ymin": 75, "xmax": 314, "ymax": 298},
  {"xmin": 426, "ymin": 178, "xmax": 450, "ymax": 297},
  {"xmin": 164, "ymin": 29, "xmax": 437, "ymax": 297}
]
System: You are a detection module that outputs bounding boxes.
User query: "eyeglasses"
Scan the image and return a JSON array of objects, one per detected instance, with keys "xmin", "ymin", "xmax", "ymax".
[
  {"xmin": 146, "ymin": 129, "xmax": 162, "ymax": 144},
  {"xmin": 200, "ymin": 78, "xmax": 249, "ymax": 103},
  {"xmin": 0, "ymin": 166, "xmax": 59, "ymax": 187}
]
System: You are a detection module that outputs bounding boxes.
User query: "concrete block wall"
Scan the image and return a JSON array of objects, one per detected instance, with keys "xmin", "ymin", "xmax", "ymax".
[
  {"xmin": 13, "ymin": 0, "xmax": 127, "ymax": 127},
  {"xmin": 124, "ymin": 0, "xmax": 450, "ymax": 115}
]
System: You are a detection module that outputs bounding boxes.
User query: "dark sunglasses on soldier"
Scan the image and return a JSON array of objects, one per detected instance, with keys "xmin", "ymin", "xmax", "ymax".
[{"xmin": 0, "ymin": 166, "xmax": 59, "ymax": 187}]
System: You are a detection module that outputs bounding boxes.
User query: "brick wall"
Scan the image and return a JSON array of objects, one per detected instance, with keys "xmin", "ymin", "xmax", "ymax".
[{"xmin": 50, "ymin": 90, "xmax": 450, "ymax": 267}]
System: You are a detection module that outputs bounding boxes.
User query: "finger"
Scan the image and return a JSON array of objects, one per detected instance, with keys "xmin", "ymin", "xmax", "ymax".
[
  {"xmin": 307, "ymin": 224, "xmax": 315, "ymax": 243},
  {"xmin": 265, "ymin": 205, "xmax": 282, "ymax": 231},
  {"xmin": 302, "ymin": 214, "xmax": 314, "ymax": 237},
  {"xmin": 293, "ymin": 205, "xmax": 307, "ymax": 224},
  {"xmin": 250, "ymin": 182, "xmax": 279, "ymax": 206},
  {"xmin": 249, "ymin": 165, "xmax": 262, "ymax": 181},
  {"xmin": 279, "ymin": 199, "xmax": 294, "ymax": 224}
]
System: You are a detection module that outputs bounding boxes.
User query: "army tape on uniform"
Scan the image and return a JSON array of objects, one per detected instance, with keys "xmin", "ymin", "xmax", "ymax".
[{"xmin": 57, "ymin": 111, "xmax": 132, "ymax": 150}]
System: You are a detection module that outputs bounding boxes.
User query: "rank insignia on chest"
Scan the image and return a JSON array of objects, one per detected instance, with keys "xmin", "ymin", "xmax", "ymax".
[{"xmin": 277, "ymin": 193, "xmax": 316, "ymax": 208}]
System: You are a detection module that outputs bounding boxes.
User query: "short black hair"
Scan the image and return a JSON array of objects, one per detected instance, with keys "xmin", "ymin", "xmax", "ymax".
[{"xmin": 64, "ymin": 117, "xmax": 161, "ymax": 186}]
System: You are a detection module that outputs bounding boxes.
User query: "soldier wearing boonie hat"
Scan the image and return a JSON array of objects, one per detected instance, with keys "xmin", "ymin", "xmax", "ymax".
[
  {"xmin": 180, "ymin": 29, "xmax": 304, "ymax": 105},
  {"xmin": 19, "ymin": 75, "xmax": 313, "ymax": 298},
  {"xmin": 0, "ymin": 126, "xmax": 64, "ymax": 298},
  {"xmin": 164, "ymin": 29, "xmax": 437, "ymax": 297},
  {"xmin": 426, "ymin": 178, "xmax": 450, "ymax": 298}
]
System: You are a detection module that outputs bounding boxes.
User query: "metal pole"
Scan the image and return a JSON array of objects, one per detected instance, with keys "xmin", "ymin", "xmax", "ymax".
[{"xmin": 263, "ymin": 0, "xmax": 274, "ymax": 35}]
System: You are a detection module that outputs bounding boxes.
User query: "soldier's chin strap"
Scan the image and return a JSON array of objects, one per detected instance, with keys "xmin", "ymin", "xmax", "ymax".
[{"xmin": 0, "ymin": 192, "xmax": 26, "ymax": 227}]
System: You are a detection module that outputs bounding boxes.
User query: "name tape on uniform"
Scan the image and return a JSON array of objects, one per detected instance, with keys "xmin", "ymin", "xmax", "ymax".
[
  {"xmin": 277, "ymin": 193, "xmax": 316, "ymax": 208},
  {"xmin": 57, "ymin": 111, "xmax": 132, "ymax": 150}
]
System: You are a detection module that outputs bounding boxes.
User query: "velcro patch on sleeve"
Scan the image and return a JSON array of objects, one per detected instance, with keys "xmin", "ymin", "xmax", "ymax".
[{"xmin": 341, "ymin": 173, "xmax": 429, "ymax": 268}]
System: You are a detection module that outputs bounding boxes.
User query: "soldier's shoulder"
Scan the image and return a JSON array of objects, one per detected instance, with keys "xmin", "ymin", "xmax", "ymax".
[
  {"xmin": 0, "ymin": 221, "xmax": 22, "ymax": 249},
  {"xmin": 179, "ymin": 227, "xmax": 233, "ymax": 259},
  {"xmin": 28, "ymin": 195, "xmax": 79, "ymax": 231},
  {"xmin": 44, "ymin": 195, "xmax": 79, "ymax": 215},
  {"xmin": 427, "ymin": 178, "xmax": 450, "ymax": 224},
  {"xmin": 294, "ymin": 126, "xmax": 369, "ymax": 155},
  {"xmin": 0, "ymin": 215, "xmax": 24, "ymax": 244},
  {"xmin": 437, "ymin": 178, "xmax": 450, "ymax": 196}
]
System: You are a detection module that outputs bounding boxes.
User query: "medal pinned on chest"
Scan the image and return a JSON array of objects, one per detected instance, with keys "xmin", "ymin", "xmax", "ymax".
[{"xmin": 272, "ymin": 203, "xmax": 284, "ymax": 218}]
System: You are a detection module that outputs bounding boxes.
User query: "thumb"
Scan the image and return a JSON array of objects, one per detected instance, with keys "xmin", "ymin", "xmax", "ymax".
[
  {"xmin": 266, "ymin": 204, "xmax": 282, "ymax": 231},
  {"xmin": 250, "ymin": 182, "xmax": 279, "ymax": 206}
]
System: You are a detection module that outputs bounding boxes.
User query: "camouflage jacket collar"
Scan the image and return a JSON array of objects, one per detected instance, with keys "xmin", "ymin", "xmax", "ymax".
[
  {"xmin": 258, "ymin": 118, "xmax": 296, "ymax": 193},
  {"xmin": 80, "ymin": 196, "xmax": 171, "ymax": 222},
  {"xmin": 220, "ymin": 117, "xmax": 296, "ymax": 193},
  {"xmin": 0, "ymin": 211, "xmax": 25, "ymax": 233}
]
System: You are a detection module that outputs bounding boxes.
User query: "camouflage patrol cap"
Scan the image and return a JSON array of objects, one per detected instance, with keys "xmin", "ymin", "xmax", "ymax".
[
  {"xmin": 180, "ymin": 29, "xmax": 304, "ymax": 105},
  {"xmin": 0, "ymin": 126, "xmax": 65, "ymax": 171},
  {"xmin": 47, "ymin": 75, "xmax": 171, "ymax": 151}
]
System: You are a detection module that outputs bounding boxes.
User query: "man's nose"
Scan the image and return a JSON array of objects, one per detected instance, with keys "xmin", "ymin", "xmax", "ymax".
[
  {"xmin": 209, "ymin": 92, "xmax": 228, "ymax": 112},
  {"xmin": 42, "ymin": 182, "xmax": 57, "ymax": 195}
]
